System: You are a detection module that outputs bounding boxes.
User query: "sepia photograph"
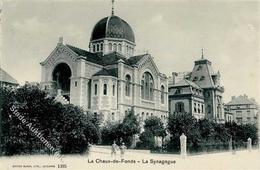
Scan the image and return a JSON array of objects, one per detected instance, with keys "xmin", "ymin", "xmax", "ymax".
[{"xmin": 0, "ymin": 0, "xmax": 259, "ymax": 170}]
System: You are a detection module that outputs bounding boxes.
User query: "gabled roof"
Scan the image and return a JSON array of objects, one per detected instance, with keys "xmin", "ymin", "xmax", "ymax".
[
  {"xmin": 0, "ymin": 67, "xmax": 19, "ymax": 85},
  {"xmin": 227, "ymin": 95, "xmax": 258, "ymax": 106},
  {"xmin": 171, "ymin": 79, "xmax": 202, "ymax": 89},
  {"xmin": 93, "ymin": 68, "xmax": 118, "ymax": 77},
  {"xmin": 128, "ymin": 54, "xmax": 146, "ymax": 65}
]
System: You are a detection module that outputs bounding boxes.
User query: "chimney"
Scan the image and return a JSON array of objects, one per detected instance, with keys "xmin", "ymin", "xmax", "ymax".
[
  {"xmin": 231, "ymin": 96, "xmax": 235, "ymax": 100},
  {"xmin": 172, "ymin": 72, "xmax": 178, "ymax": 85},
  {"xmin": 58, "ymin": 36, "xmax": 64, "ymax": 45},
  {"xmin": 244, "ymin": 94, "xmax": 248, "ymax": 98}
]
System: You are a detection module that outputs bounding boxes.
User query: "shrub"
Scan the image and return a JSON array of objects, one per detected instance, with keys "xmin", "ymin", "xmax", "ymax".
[
  {"xmin": 0, "ymin": 84, "xmax": 100, "ymax": 155},
  {"xmin": 101, "ymin": 109, "xmax": 140, "ymax": 147},
  {"xmin": 167, "ymin": 113, "xmax": 258, "ymax": 153},
  {"xmin": 137, "ymin": 116, "xmax": 166, "ymax": 149}
]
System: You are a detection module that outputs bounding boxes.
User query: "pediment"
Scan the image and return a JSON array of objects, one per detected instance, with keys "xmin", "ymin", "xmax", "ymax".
[
  {"xmin": 137, "ymin": 54, "xmax": 160, "ymax": 76},
  {"xmin": 40, "ymin": 44, "xmax": 79, "ymax": 68}
]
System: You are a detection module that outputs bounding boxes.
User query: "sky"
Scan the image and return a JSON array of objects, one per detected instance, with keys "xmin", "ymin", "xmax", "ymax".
[{"xmin": 0, "ymin": 0, "xmax": 259, "ymax": 103}]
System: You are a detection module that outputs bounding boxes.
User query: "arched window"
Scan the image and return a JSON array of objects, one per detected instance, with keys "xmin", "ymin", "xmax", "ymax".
[
  {"xmin": 161, "ymin": 85, "xmax": 165, "ymax": 104},
  {"xmin": 112, "ymin": 85, "xmax": 115, "ymax": 96},
  {"xmin": 125, "ymin": 75, "xmax": 131, "ymax": 96},
  {"xmin": 97, "ymin": 44, "xmax": 100, "ymax": 51},
  {"xmin": 100, "ymin": 43, "xmax": 103, "ymax": 51},
  {"xmin": 175, "ymin": 102, "xmax": 185, "ymax": 113},
  {"xmin": 111, "ymin": 112, "xmax": 115, "ymax": 121},
  {"xmin": 103, "ymin": 84, "xmax": 107, "ymax": 95},
  {"xmin": 141, "ymin": 80, "xmax": 144, "ymax": 99},
  {"xmin": 150, "ymin": 80, "xmax": 153, "ymax": 101},
  {"xmin": 141, "ymin": 72, "xmax": 154, "ymax": 101},
  {"xmin": 94, "ymin": 84, "xmax": 98, "ymax": 95},
  {"xmin": 113, "ymin": 43, "xmax": 117, "ymax": 51},
  {"xmin": 118, "ymin": 44, "xmax": 122, "ymax": 51},
  {"xmin": 109, "ymin": 43, "xmax": 112, "ymax": 51}
]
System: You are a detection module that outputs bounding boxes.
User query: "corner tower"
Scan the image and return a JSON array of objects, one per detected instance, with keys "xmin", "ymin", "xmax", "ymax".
[{"xmin": 189, "ymin": 50, "xmax": 225, "ymax": 123}]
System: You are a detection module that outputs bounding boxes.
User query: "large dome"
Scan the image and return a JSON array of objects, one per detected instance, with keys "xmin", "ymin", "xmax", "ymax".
[{"xmin": 90, "ymin": 15, "xmax": 135, "ymax": 43}]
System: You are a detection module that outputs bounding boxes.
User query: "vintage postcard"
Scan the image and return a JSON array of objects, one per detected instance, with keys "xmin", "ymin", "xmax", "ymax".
[{"xmin": 0, "ymin": 0, "xmax": 259, "ymax": 170}]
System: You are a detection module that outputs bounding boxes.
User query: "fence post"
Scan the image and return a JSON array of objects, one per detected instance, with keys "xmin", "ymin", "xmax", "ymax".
[
  {"xmin": 180, "ymin": 133, "xmax": 187, "ymax": 158},
  {"xmin": 229, "ymin": 137, "xmax": 232, "ymax": 153},
  {"xmin": 247, "ymin": 138, "xmax": 252, "ymax": 152}
]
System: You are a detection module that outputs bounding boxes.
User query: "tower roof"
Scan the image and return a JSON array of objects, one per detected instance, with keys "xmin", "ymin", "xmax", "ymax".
[
  {"xmin": 189, "ymin": 57, "xmax": 220, "ymax": 89},
  {"xmin": 90, "ymin": 15, "xmax": 135, "ymax": 43}
]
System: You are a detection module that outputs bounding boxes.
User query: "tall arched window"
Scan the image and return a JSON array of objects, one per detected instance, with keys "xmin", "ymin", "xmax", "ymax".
[
  {"xmin": 118, "ymin": 44, "xmax": 122, "ymax": 51},
  {"xmin": 141, "ymin": 80, "xmax": 144, "ymax": 98},
  {"xmin": 125, "ymin": 75, "xmax": 131, "ymax": 96},
  {"xmin": 150, "ymin": 80, "xmax": 153, "ymax": 100},
  {"xmin": 141, "ymin": 72, "xmax": 154, "ymax": 101},
  {"xmin": 161, "ymin": 85, "xmax": 165, "ymax": 104},
  {"xmin": 103, "ymin": 84, "xmax": 107, "ymax": 95},
  {"xmin": 100, "ymin": 43, "xmax": 103, "ymax": 51},
  {"xmin": 113, "ymin": 43, "xmax": 117, "ymax": 51},
  {"xmin": 97, "ymin": 44, "xmax": 100, "ymax": 51},
  {"xmin": 109, "ymin": 43, "xmax": 112, "ymax": 51}
]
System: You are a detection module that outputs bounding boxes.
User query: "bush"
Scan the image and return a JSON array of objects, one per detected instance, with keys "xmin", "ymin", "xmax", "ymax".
[
  {"xmin": 167, "ymin": 113, "xmax": 201, "ymax": 152},
  {"xmin": 101, "ymin": 109, "xmax": 140, "ymax": 147},
  {"xmin": 0, "ymin": 84, "xmax": 100, "ymax": 155},
  {"xmin": 166, "ymin": 113, "xmax": 258, "ymax": 154},
  {"xmin": 137, "ymin": 116, "xmax": 166, "ymax": 149}
]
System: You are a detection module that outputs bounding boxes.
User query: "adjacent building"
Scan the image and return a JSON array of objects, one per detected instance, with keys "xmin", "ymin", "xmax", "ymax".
[
  {"xmin": 169, "ymin": 52, "xmax": 225, "ymax": 122},
  {"xmin": 226, "ymin": 95, "xmax": 258, "ymax": 124},
  {"xmin": 224, "ymin": 104, "xmax": 233, "ymax": 122},
  {"xmin": 40, "ymin": 8, "xmax": 168, "ymax": 123},
  {"xmin": 169, "ymin": 75, "xmax": 205, "ymax": 120},
  {"xmin": 0, "ymin": 67, "xmax": 19, "ymax": 89}
]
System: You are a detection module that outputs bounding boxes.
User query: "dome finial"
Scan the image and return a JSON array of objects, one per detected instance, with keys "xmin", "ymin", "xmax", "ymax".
[{"xmin": 111, "ymin": 0, "xmax": 115, "ymax": 15}]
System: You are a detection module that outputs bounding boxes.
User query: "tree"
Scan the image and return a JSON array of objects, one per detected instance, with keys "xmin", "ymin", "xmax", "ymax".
[
  {"xmin": 138, "ymin": 116, "xmax": 166, "ymax": 149},
  {"xmin": 0, "ymin": 84, "xmax": 100, "ymax": 155},
  {"xmin": 144, "ymin": 116, "xmax": 167, "ymax": 137},
  {"xmin": 167, "ymin": 113, "xmax": 200, "ymax": 152},
  {"xmin": 101, "ymin": 109, "xmax": 140, "ymax": 147},
  {"xmin": 119, "ymin": 109, "xmax": 140, "ymax": 146},
  {"xmin": 100, "ymin": 121, "xmax": 121, "ymax": 145}
]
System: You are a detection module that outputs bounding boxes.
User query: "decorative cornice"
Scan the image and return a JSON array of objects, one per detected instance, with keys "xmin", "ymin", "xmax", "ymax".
[{"xmin": 40, "ymin": 44, "xmax": 78, "ymax": 67}]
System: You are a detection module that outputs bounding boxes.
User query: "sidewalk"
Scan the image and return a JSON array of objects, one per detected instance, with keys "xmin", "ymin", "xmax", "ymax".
[{"xmin": 0, "ymin": 147, "xmax": 259, "ymax": 170}]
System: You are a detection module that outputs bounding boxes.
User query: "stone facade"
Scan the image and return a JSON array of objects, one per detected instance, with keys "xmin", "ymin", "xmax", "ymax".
[
  {"xmin": 226, "ymin": 95, "xmax": 258, "ymax": 124},
  {"xmin": 40, "ymin": 14, "xmax": 168, "ymax": 124}
]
